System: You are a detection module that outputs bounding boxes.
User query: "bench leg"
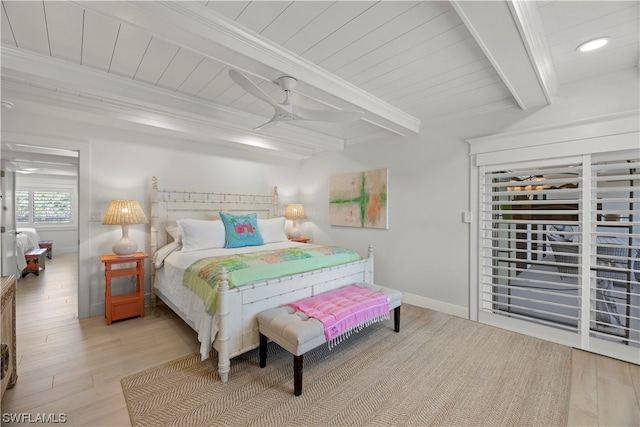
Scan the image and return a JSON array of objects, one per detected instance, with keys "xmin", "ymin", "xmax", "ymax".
[
  {"xmin": 259, "ymin": 333, "xmax": 267, "ymax": 368},
  {"xmin": 294, "ymin": 354, "xmax": 303, "ymax": 396},
  {"xmin": 22, "ymin": 258, "xmax": 40, "ymax": 278},
  {"xmin": 394, "ymin": 306, "xmax": 401, "ymax": 333}
]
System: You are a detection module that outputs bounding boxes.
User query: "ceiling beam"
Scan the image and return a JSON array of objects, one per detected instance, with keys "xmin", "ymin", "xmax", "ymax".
[
  {"xmin": 451, "ymin": 0, "xmax": 556, "ymax": 110},
  {"xmin": 73, "ymin": 0, "xmax": 420, "ymax": 136},
  {"xmin": 1, "ymin": 47, "xmax": 347, "ymax": 158}
]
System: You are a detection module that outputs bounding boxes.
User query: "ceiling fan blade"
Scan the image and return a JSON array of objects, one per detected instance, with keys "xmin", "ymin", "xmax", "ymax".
[
  {"xmin": 228, "ymin": 69, "xmax": 279, "ymax": 108},
  {"xmin": 253, "ymin": 120, "xmax": 278, "ymax": 131},
  {"xmin": 252, "ymin": 110, "xmax": 282, "ymax": 131},
  {"xmin": 295, "ymin": 107, "xmax": 364, "ymax": 123},
  {"xmin": 230, "ymin": 69, "xmax": 364, "ymax": 128}
]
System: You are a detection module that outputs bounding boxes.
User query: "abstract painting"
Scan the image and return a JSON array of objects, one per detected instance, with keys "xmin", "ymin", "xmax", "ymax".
[{"xmin": 329, "ymin": 168, "xmax": 388, "ymax": 229}]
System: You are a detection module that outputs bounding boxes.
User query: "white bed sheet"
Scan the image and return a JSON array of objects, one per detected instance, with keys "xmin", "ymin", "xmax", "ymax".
[
  {"xmin": 16, "ymin": 228, "xmax": 42, "ymax": 273},
  {"xmin": 16, "ymin": 234, "xmax": 34, "ymax": 271},
  {"xmin": 154, "ymin": 241, "xmax": 306, "ymax": 359},
  {"xmin": 17, "ymin": 227, "xmax": 41, "ymax": 248}
]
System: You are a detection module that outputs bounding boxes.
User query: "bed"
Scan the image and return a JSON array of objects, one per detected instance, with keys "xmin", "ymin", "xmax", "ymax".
[{"xmin": 149, "ymin": 177, "xmax": 374, "ymax": 382}]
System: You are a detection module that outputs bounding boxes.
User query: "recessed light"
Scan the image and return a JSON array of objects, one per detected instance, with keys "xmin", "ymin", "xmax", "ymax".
[{"xmin": 576, "ymin": 37, "xmax": 609, "ymax": 52}]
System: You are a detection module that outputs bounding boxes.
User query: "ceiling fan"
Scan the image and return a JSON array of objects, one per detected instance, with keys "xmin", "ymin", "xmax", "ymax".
[{"xmin": 229, "ymin": 69, "xmax": 365, "ymax": 131}]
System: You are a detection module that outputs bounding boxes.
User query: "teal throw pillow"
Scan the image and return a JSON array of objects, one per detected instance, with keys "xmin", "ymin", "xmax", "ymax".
[{"xmin": 219, "ymin": 212, "xmax": 264, "ymax": 248}]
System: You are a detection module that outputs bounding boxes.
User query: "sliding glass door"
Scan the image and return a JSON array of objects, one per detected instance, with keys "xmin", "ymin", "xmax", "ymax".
[{"xmin": 478, "ymin": 150, "xmax": 639, "ymax": 363}]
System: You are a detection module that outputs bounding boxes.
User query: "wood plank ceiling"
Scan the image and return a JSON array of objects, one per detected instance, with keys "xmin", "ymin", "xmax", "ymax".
[{"xmin": 1, "ymin": 1, "xmax": 638, "ymax": 161}]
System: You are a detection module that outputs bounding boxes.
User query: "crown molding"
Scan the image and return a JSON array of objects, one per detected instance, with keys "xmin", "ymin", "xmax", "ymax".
[{"xmin": 467, "ymin": 110, "xmax": 640, "ymax": 155}]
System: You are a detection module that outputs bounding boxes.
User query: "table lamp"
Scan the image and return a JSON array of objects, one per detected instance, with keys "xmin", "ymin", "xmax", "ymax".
[
  {"xmin": 284, "ymin": 203, "xmax": 306, "ymax": 239},
  {"xmin": 102, "ymin": 200, "xmax": 148, "ymax": 256}
]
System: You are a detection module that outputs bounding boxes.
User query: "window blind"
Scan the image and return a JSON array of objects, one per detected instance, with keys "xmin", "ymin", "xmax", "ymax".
[
  {"xmin": 16, "ymin": 190, "xmax": 72, "ymax": 224},
  {"xmin": 16, "ymin": 190, "xmax": 29, "ymax": 223},
  {"xmin": 589, "ymin": 157, "xmax": 640, "ymax": 346},
  {"xmin": 32, "ymin": 191, "xmax": 71, "ymax": 223},
  {"xmin": 480, "ymin": 161, "xmax": 584, "ymax": 332},
  {"xmin": 479, "ymin": 151, "xmax": 640, "ymax": 361}
]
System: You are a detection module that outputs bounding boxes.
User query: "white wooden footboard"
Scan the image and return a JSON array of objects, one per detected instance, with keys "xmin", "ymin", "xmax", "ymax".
[{"xmin": 215, "ymin": 245, "xmax": 374, "ymax": 382}]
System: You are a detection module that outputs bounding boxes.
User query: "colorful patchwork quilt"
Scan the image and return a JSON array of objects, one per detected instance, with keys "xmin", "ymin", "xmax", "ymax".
[{"xmin": 183, "ymin": 245, "xmax": 362, "ymax": 314}]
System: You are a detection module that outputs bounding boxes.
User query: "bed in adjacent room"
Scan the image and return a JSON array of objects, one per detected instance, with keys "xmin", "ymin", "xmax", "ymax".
[{"xmin": 149, "ymin": 177, "xmax": 375, "ymax": 382}]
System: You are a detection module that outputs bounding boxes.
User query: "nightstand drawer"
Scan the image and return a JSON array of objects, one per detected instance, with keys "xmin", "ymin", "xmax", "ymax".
[{"xmin": 111, "ymin": 293, "xmax": 143, "ymax": 322}]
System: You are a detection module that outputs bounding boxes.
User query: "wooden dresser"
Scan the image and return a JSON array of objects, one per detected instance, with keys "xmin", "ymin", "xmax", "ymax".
[{"xmin": 1, "ymin": 275, "xmax": 17, "ymax": 398}]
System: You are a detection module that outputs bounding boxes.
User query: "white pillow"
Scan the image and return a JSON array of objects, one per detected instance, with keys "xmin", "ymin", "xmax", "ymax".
[
  {"xmin": 177, "ymin": 219, "xmax": 226, "ymax": 252},
  {"xmin": 166, "ymin": 226, "xmax": 182, "ymax": 244},
  {"xmin": 258, "ymin": 217, "xmax": 288, "ymax": 244},
  {"xmin": 153, "ymin": 241, "xmax": 181, "ymax": 268}
]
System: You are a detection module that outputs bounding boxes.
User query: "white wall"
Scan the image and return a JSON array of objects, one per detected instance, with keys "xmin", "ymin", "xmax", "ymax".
[
  {"xmin": 85, "ymin": 138, "xmax": 302, "ymax": 316},
  {"xmin": 299, "ymin": 68, "xmax": 639, "ymax": 318},
  {"xmin": 3, "ymin": 68, "xmax": 637, "ymax": 319},
  {"xmin": 1, "ymin": 113, "xmax": 302, "ymax": 317},
  {"xmin": 298, "ymin": 131, "xmax": 472, "ymax": 316}
]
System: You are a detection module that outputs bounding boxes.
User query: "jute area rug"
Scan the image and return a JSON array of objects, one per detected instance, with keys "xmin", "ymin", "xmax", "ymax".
[{"xmin": 121, "ymin": 305, "xmax": 572, "ymax": 426}]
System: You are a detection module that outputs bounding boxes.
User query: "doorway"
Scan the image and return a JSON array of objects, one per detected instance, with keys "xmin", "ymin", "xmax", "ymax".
[{"xmin": 1, "ymin": 139, "xmax": 86, "ymax": 317}]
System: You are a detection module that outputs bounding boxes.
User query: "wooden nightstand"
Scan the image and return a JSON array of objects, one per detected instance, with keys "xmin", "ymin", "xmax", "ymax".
[
  {"xmin": 100, "ymin": 252, "xmax": 148, "ymax": 325},
  {"xmin": 289, "ymin": 237, "xmax": 310, "ymax": 243}
]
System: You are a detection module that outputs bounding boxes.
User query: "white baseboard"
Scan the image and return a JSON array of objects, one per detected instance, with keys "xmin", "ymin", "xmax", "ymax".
[
  {"xmin": 401, "ymin": 291, "xmax": 469, "ymax": 319},
  {"xmin": 53, "ymin": 247, "xmax": 79, "ymax": 255}
]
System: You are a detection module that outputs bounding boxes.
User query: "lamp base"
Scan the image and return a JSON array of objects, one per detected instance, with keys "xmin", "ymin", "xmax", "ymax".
[
  {"xmin": 287, "ymin": 226, "xmax": 301, "ymax": 239},
  {"xmin": 112, "ymin": 236, "xmax": 138, "ymax": 257}
]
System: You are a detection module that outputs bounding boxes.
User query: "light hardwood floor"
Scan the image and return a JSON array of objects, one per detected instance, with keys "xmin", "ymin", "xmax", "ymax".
[{"xmin": 1, "ymin": 252, "xmax": 639, "ymax": 426}]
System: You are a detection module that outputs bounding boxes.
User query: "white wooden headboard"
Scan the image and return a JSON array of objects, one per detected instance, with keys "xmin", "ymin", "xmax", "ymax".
[{"xmin": 150, "ymin": 176, "xmax": 279, "ymax": 256}]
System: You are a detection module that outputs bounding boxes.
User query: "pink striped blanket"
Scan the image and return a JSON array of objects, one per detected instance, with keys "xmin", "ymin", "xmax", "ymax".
[{"xmin": 288, "ymin": 285, "xmax": 390, "ymax": 344}]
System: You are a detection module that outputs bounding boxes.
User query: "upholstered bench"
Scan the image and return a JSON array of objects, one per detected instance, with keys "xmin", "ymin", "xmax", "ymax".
[{"xmin": 257, "ymin": 283, "xmax": 402, "ymax": 396}]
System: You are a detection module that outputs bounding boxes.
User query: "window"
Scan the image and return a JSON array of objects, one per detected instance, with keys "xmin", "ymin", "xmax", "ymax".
[
  {"xmin": 480, "ymin": 160, "xmax": 584, "ymax": 334},
  {"xmin": 16, "ymin": 189, "xmax": 73, "ymax": 224},
  {"xmin": 469, "ymin": 112, "xmax": 639, "ymax": 364},
  {"xmin": 478, "ymin": 151, "xmax": 639, "ymax": 362}
]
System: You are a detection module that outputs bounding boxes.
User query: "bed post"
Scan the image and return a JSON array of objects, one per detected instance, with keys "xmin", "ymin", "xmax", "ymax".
[
  {"xmin": 367, "ymin": 244, "xmax": 374, "ymax": 284},
  {"xmin": 272, "ymin": 186, "xmax": 278, "ymax": 217},
  {"xmin": 150, "ymin": 176, "xmax": 159, "ymax": 309},
  {"xmin": 217, "ymin": 267, "xmax": 231, "ymax": 383}
]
